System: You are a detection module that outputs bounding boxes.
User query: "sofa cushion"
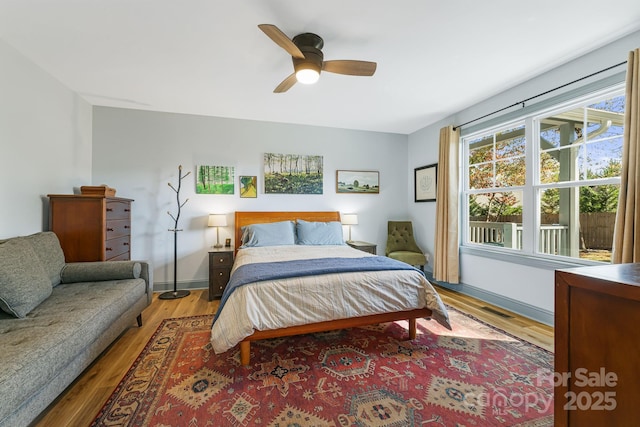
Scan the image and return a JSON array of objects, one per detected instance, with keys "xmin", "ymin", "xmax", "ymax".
[
  {"xmin": 61, "ymin": 261, "xmax": 141, "ymax": 283},
  {"xmin": 23, "ymin": 232, "xmax": 65, "ymax": 287},
  {"xmin": 0, "ymin": 278, "xmax": 147, "ymax": 422},
  {"xmin": 0, "ymin": 238, "xmax": 52, "ymax": 318}
]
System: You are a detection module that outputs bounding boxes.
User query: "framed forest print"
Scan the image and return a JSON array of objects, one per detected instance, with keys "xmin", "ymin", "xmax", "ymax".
[
  {"xmin": 196, "ymin": 165, "xmax": 235, "ymax": 195},
  {"xmin": 263, "ymin": 153, "xmax": 323, "ymax": 194}
]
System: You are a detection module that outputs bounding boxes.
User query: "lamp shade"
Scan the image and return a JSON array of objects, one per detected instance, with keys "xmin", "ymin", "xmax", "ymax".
[
  {"xmin": 208, "ymin": 214, "xmax": 227, "ymax": 227},
  {"xmin": 341, "ymin": 214, "xmax": 358, "ymax": 225}
]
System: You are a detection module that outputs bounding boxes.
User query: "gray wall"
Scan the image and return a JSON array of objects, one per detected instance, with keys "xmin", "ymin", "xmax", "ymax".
[
  {"xmin": 4, "ymin": 25, "xmax": 639, "ymax": 322},
  {"xmin": 92, "ymin": 107, "xmax": 409, "ymax": 288},
  {"xmin": 0, "ymin": 39, "xmax": 92, "ymax": 238},
  {"xmin": 408, "ymin": 30, "xmax": 640, "ymax": 324}
]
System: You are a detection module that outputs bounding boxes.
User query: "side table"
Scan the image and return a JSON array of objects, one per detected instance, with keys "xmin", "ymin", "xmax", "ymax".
[
  {"xmin": 208, "ymin": 248, "xmax": 234, "ymax": 301},
  {"xmin": 346, "ymin": 240, "xmax": 377, "ymax": 255}
]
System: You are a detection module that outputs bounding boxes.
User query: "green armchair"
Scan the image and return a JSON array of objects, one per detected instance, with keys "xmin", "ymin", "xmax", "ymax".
[{"xmin": 385, "ymin": 221, "xmax": 428, "ymax": 271}]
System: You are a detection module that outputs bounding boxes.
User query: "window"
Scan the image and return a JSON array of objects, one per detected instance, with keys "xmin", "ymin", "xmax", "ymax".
[{"xmin": 462, "ymin": 85, "xmax": 624, "ymax": 263}]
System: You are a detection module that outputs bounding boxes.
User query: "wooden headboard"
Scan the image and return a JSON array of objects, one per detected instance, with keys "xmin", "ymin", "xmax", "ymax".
[{"xmin": 234, "ymin": 211, "xmax": 341, "ymax": 253}]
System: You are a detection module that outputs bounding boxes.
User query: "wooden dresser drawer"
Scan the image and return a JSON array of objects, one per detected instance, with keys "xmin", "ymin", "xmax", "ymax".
[
  {"xmin": 106, "ymin": 219, "xmax": 131, "ymax": 240},
  {"xmin": 106, "ymin": 201, "xmax": 131, "ymax": 220},
  {"xmin": 107, "ymin": 252, "xmax": 131, "ymax": 261},
  {"xmin": 105, "ymin": 235, "xmax": 130, "ymax": 259}
]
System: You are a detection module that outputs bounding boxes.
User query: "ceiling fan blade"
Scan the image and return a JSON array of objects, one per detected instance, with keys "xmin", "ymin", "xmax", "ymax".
[
  {"xmin": 274, "ymin": 73, "xmax": 297, "ymax": 93},
  {"xmin": 258, "ymin": 24, "xmax": 305, "ymax": 59},
  {"xmin": 322, "ymin": 60, "xmax": 377, "ymax": 76}
]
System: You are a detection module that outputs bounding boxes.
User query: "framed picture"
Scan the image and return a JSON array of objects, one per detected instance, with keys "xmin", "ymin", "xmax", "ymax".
[
  {"xmin": 336, "ymin": 170, "xmax": 379, "ymax": 194},
  {"xmin": 264, "ymin": 153, "xmax": 323, "ymax": 194},
  {"xmin": 239, "ymin": 175, "xmax": 257, "ymax": 198},
  {"xmin": 225, "ymin": 238, "xmax": 231, "ymax": 247},
  {"xmin": 415, "ymin": 163, "xmax": 437, "ymax": 202},
  {"xmin": 196, "ymin": 165, "xmax": 235, "ymax": 194}
]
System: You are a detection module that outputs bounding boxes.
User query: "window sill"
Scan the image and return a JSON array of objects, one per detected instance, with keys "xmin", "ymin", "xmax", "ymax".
[{"xmin": 460, "ymin": 245, "xmax": 606, "ymax": 271}]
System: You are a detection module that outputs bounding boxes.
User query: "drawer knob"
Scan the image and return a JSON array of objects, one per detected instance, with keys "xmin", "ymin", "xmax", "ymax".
[
  {"xmin": 106, "ymin": 227, "xmax": 114, "ymax": 231},
  {"xmin": 124, "ymin": 209, "xmax": 131, "ymax": 212},
  {"xmin": 106, "ymin": 208, "xmax": 113, "ymax": 212},
  {"xmin": 123, "ymin": 242, "xmax": 129, "ymax": 246},
  {"xmin": 219, "ymin": 272, "xmax": 223, "ymax": 276},
  {"xmin": 106, "ymin": 247, "xmax": 112, "ymax": 251},
  {"xmin": 219, "ymin": 258, "xmax": 224, "ymax": 263}
]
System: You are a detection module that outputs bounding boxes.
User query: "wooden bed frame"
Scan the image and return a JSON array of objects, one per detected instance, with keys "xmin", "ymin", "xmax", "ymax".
[{"xmin": 233, "ymin": 211, "xmax": 433, "ymax": 365}]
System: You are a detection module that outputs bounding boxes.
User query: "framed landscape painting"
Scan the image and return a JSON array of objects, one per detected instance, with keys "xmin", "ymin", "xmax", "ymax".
[
  {"xmin": 196, "ymin": 165, "xmax": 235, "ymax": 195},
  {"xmin": 415, "ymin": 163, "xmax": 437, "ymax": 202},
  {"xmin": 264, "ymin": 153, "xmax": 323, "ymax": 194},
  {"xmin": 336, "ymin": 170, "xmax": 379, "ymax": 194},
  {"xmin": 239, "ymin": 175, "xmax": 257, "ymax": 198}
]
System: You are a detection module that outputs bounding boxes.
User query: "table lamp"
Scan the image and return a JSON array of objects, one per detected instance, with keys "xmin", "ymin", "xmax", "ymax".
[
  {"xmin": 341, "ymin": 213, "xmax": 358, "ymax": 242},
  {"xmin": 208, "ymin": 214, "xmax": 227, "ymax": 248}
]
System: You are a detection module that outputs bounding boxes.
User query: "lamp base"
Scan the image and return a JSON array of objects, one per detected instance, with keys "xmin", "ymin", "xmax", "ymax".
[
  {"xmin": 213, "ymin": 243, "xmax": 223, "ymax": 248},
  {"xmin": 158, "ymin": 289, "xmax": 191, "ymax": 300}
]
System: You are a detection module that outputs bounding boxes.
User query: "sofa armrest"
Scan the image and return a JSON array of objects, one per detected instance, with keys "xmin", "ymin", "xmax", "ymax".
[
  {"xmin": 61, "ymin": 260, "xmax": 153, "ymax": 305},
  {"xmin": 136, "ymin": 261, "xmax": 153, "ymax": 305},
  {"xmin": 61, "ymin": 261, "xmax": 141, "ymax": 283}
]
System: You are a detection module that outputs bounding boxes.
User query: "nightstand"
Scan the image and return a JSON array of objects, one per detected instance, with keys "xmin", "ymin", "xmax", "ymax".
[
  {"xmin": 208, "ymin": 248, "xmax": 234, "ymax": 301},
  {"xmin": 346, "ymin": 240, "xmax": 377, "ymax": 255}
]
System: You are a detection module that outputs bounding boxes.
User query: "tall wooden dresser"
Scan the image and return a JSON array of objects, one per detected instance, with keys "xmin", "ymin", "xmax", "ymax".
[
  {"xmin": 48, "ymin": 194, "xmax": 133, "ymax": 262},
  {"xmin": 555, "ymin": 263, "xmax": 640, "ymax": 426}
]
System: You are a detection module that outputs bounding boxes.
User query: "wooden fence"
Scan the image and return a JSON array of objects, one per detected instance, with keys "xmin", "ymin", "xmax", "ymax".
[{"xmin": 470, "ymin": 212, "xmax": 616, "ymax": 250}]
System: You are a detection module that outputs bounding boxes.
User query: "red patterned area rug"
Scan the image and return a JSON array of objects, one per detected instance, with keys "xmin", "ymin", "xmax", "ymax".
[{"xmin": 92, "ymin": 307, "xmax": 554, "ymax": 426}]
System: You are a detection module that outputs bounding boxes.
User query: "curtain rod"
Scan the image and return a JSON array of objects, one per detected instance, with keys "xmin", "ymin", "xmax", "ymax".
[{"xmin": 453, "ymin": 60, "xmax": 628, "ymax": 131}]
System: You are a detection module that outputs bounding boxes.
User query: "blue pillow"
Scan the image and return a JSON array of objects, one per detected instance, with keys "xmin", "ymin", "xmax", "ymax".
[
  {"xmin": 296, "ymin": 219, "xmax": 345, "ymax": 245},
  {"xmin": 240, "ymin": 221, "xmax": 296, "ymax": 247}
]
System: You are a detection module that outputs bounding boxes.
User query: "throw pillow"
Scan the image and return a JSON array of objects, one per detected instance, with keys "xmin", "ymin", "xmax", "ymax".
[
  {"xmin": 240, "ymin": 221, "xmax": 296, "ymax": 247},
  {"xmin": 296, "ymin": 219, "xmax": 345, "ymax": 245},
  {"xmin": 24, "ymin": 232, "xmax": 65, "ymax": 287},
  {"xmin": 0, "ymin": 238, "xmax": 52, "ymax": 318}
]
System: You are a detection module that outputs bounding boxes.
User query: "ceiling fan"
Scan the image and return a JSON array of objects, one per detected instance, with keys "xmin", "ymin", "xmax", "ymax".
[{"xmin": 258, "ymin": 24, "xmax": 377, "ymax": 93}]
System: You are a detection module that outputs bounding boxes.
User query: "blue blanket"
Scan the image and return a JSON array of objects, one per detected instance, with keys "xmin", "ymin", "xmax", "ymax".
[{"xmin": 212, "ymin": 256, "xmax": 423, "ymax": 324}]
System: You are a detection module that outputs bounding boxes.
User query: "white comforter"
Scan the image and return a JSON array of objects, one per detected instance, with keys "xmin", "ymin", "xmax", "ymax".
[{"xmin": 210, "ymin": 245, "xmax": 450, "ymax": 354}]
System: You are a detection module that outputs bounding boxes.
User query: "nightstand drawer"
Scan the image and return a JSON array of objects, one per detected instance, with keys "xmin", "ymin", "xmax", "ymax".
[
  {"xmin": 210, "ymin": 268, "xmax": 230, "ymax": 292},
  {"xmin": 210, "ymin": 252, "xmax": 233, "ymax": 267}
]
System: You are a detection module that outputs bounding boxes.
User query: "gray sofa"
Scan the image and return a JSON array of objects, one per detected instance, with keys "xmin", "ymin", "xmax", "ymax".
[{"xmin": 0, "ymin": 231, "xmax": 152, "ymax": 427}]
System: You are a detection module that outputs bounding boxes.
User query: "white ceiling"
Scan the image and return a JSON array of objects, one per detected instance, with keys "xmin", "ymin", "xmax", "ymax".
[{"xmin": 1, "ymin": 1, "xmax": 640, "ymax": 134}]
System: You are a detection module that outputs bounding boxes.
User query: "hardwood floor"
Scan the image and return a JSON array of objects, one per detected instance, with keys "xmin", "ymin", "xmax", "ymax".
[
  {"xmin": 33, "ymin": 287, "xmax": 553, "ymax": 427},
  {"xmin": 435, "ymin": 286, "xmax": 554, "ymax": 352}
]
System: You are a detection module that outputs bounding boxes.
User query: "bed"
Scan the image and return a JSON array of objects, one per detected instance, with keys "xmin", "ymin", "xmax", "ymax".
[{"xmin": 210, "ymin": 211, "xmax": 450, "ymax": 365}]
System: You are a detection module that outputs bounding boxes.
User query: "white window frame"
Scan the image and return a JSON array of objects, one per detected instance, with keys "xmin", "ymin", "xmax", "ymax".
[{"xmin": 460, "ymin": 83, "xmax": 625, "ymax": 270}]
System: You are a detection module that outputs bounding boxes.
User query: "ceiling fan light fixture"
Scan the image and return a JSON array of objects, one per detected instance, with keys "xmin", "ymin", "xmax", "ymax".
[
  {"xmin": 259, "ymin": 25, "xmax": 376, "ymax": 93},
  {"xmin": 295, "ymin": 67, "xmax": 320, "ymax": 84}
]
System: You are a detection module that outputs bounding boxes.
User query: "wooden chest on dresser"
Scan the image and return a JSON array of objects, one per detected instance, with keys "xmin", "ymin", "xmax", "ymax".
[{"xmin": 48, "ymin": 194, "xmax": 133, "ymax": 262}]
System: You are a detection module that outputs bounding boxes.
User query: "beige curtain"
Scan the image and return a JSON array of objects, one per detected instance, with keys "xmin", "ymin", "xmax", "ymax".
[
  {"xmin": 434, "ymin": 125, "xmax": 460, "ymax": 283},
  {"xmin": 612, "ymin": 49, "xmax": 640, "ymax": 264}
]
